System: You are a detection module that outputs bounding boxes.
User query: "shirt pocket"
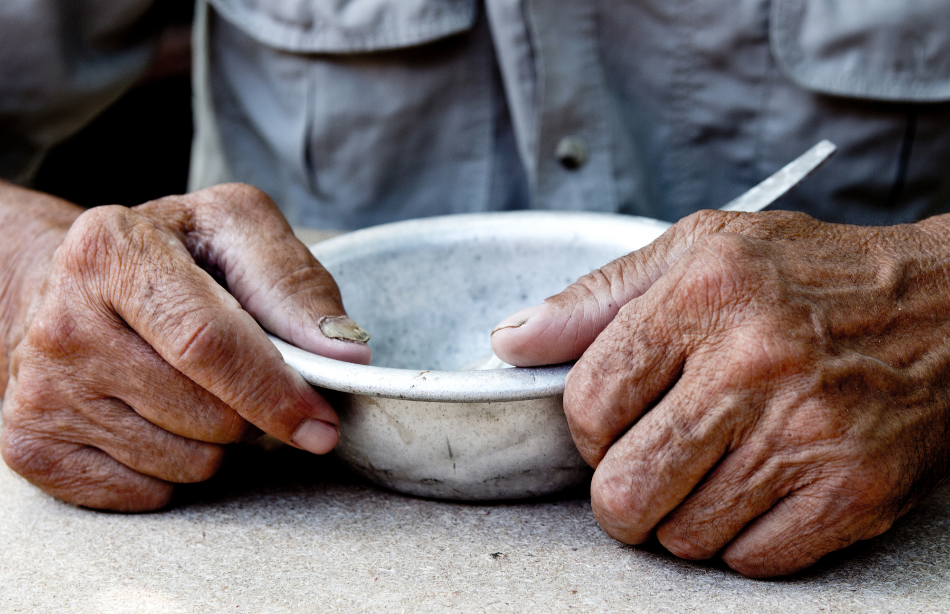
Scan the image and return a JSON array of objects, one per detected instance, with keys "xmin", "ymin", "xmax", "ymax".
[
  {"xmin": 207, "ymin": 0, "xmax": 477, "ymax": 53},
  {"xmin": 770, "ymin": 0, "xmax": 950, "ymax": 102},
  {"xmin": 206, "ymin": 0, "xmax": 499, "ymax": 229}
]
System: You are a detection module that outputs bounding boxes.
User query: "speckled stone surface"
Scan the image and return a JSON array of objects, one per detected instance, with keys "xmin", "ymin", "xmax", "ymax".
[{"xmin": 1, "ymin": 444, "xmax": 948, "ymax": 614}]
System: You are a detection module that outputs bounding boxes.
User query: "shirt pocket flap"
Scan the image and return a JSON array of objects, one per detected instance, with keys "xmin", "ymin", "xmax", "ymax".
[
  {"xmin": 771, "ymin": 0, "xmax": 950, "ymax": 103},
  {"xmin": 208, "ymin": 0, "xmax": 477, "ymax": 53}
]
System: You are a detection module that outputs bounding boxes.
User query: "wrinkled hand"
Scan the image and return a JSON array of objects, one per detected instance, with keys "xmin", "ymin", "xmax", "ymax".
[
  {"xmin": 492, "ymin": 210, "xmax": 950, "ymax": 577},
  {"xmin": 1, "ymin": 184, "xmax": 370, "ymax": 511}
]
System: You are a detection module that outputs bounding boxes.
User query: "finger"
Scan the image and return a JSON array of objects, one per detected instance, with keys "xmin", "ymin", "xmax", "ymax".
[
  {"xmin": 561, "ymin": 301, "xmax": 691, "ymax": 464},
  {"xmin": 89, "ymin": 321, "xmax": 255, "ymax": 444},
  {"xmin": 138, "ymin": 184, "xmax": 372, "ymax": 365},
  {"xmin": 491, "ymin": 210, "xmax": 737, "ymax": 366},
  {"xmin": 557, "ymin": 227, "xmax": 778, "ymax": 463},
  {"xmin": 720, "ymin": 482, "xmax": 888, "ymax": 578},
  {"xmin": 0, "ymin": 430, "xmax": 174, "ymax": 512},
  {"xmin": 652, "ymin": 383, "xmax": 855, "ymax": 561},
  {"xmin": 587, "ymin": 369, "xmax": 742, "ymax": 544},
  {"xmin": 556, "ymin": 232, "xmax": 749, "ymax": 464},
  {"xmin": 489, "ymin": 242, "xmax": 670, "ymax": 367},
  {"xmin": 63, "ymin": 397, "xmax": 227, "ymax": 484},
  {"xmin": 62, "ymin": 205, "xmax": 339, "ymax": 455},
  {"xmin": 582, "ymin": 282, "xmax": 806, "ymax": 547},
  {"xmin": 3, "ymin": 370, "xmax": 226, "ymax": 484},
  {"xmin": 654, "ymin": 442, "xmax": 793, "ymax": 561}
]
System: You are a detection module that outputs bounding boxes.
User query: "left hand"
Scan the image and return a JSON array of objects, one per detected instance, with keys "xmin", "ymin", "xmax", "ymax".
[{"xmin": 491, "ymin": 209, "xmax": 950, "ymax": 578}]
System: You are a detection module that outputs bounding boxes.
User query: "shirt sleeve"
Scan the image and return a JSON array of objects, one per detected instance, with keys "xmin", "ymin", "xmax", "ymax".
[{"xmin": 0, "ymin": 0, "xmax": 160, "ymax": 184}]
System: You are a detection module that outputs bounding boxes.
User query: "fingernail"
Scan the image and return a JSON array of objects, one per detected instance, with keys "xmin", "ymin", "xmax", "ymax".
[
  {"xmin": 491, "ymin": 304, "xmax": 544, "ymax": 335},
  {"xmin": 292, "ymin": 419, "xmax": 339, "ymax": 455},
  {"xmin": 319, "ymin": 315, "xmax": 371, "ymax": 344}
]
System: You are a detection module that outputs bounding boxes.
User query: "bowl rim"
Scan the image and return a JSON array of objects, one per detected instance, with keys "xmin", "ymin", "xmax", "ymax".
[
  {"xmin": 271, "ymin": 335, "xmax": 573, "ymax": 402},
  {"xmin": 270, "ymin": 211, "xmax": 670, "ymax": 402}
]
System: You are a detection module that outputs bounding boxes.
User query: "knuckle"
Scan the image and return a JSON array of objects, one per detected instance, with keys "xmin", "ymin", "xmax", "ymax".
[
  {"xmin": 57, "ymin": 207, "xmax": 165, "ymax": 310},
  {"xmin": 0, "ymin": 427, "xmax": 89, "ymax": 503},
  {"xmin": 656, "ymin": 523, "xmax": 718, "ymax": 561},
  {"xmin": 692, "ymin": 233, "xmax": 760, "ymax": 279},
  {"xmin": 723, "ymin": 333, "xmax": 810, "ymax": 392},
  {"xmin": 1, "ymin": 424, "xmax": 175, "ymax": 512},
  {"xmin": 168, "ymin": 311, "xmax": 230, "ymax": 369},
  {"xmin": 211, "ymin": 411, "xmax": 255, "ymax": 444},
  {"xmin": 819, "ymin": 467, "xmax": 891, "ymax": 513},
  {"xmin": 674, "ymin": 209, "xmax": 733, "ymax": 239},
  {"xmin": 200, "ymin": 183, "xmax": 278, "ymax": 221},
  {"xmin": 657, "ymin": 404, "xmax": 720, "ymax": 456},
  {"xmin": 229, "ymin": 374, "xmax": 284, "ymax": 423},
  {"xmin": 2, "ymin": 372, "xmax": 61, "ymax": 431},
  {"xmin": 563, "ymin": 367, "xmax": 619, "ymax": 463},
  {"xmin": 722, "ymin": 513, "xmax": 836, "ymax": 579},
  {"xmin": 216, "ymin": 182, "xmax": 271, "ymax": 204},
  {"xmin": 176, "ymin": 443, "xmax": 226, "ymax": 483},
  {"xmin": 43, "ymin": 446, "xmax": 103, "ymax": 496},
  {"xmin": 20, "ymin": 307, "xmax": 91, "ymax": 363},
  {"xmin": 167, "ymin": 313, "xmax": 285, "ymax": 423},
  {"xmin": 590, "ymin": 467, "xmax": 649, "ymax": 543},
  {"xmin": 722, "ymin": 209, "xmax": 816, "ymax": 240},
  {"xmin": 68, "ymin": 453, "xmax": 174, "ymax": 512},
  {"xmin": 59, "ymin": 206, "xmax": 130, "ymax": 274},
  {"xmin": 0, "ymin": 425, "xmax": 48, "ymax": 481},
  {"xmin": 676, "ymin": 263, "xmax": 723, "ymax": 302},
  {"xmin": 721, "ymin": 550, "xmax": 771, "ymax": 579},
  {"xmin": 670, "ymin": 239, "xmax": 751, "ymax": 308}
]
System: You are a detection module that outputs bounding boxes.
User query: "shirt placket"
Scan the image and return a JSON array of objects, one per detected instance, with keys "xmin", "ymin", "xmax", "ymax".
[{"xmin": 524, "ymin": 0, "xmax": 617, "ymax": 212}]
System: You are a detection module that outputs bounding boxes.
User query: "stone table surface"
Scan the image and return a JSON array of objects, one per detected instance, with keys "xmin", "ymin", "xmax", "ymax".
[
  {"xmin": 3, "ymin": 228, "xmax": 949, "ymax": 613},
  {"xmin": 1, "ymin": 445, "xmax": 949, "ymax": 614}
]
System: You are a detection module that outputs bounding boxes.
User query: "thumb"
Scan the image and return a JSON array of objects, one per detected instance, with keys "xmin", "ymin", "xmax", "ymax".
[
  {"xmin": 491, "ymin": 211, "xmax": 733, "ymax": 366},
  {"xmin": 141, "ymin": 184, "xmax": 372, "ymax": 365}
]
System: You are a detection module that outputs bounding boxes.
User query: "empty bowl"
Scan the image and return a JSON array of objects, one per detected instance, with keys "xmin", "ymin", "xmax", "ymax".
[{"xmin": 271, "ymin": 211, "xmax": 670, "ymax": 500}]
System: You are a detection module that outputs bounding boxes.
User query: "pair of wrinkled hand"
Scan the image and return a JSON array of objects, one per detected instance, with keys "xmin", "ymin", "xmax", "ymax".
[{"xmin": 3, "ymin": 183, "xmax": 949, "ymax": 578}]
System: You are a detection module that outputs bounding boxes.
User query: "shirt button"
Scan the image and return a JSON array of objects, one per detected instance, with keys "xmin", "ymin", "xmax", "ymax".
[{"xmin": 555, "ymin": 136, "xmax": 589, "ymax": 170}]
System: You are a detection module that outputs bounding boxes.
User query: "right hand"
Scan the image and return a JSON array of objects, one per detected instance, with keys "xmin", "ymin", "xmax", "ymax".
[{"xmin": 1, "ymin": 184, "xmax": 370, "ymax": 511}]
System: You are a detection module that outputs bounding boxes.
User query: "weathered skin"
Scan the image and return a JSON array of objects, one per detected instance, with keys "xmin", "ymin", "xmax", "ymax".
[
  {"xmin": 0, "ymin": 181, "xmax": 370, "ymax": 512},
  {"xmin": 492, "ymin": 209, "xmax": 950, "ymax": 578}
]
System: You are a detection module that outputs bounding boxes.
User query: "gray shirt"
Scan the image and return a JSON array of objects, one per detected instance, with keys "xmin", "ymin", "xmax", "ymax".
[
  {"xmin": 0, "ymin": 0, "xmax": 159, "ymax": 184},
  {"xmin": 4, "ymin": 1, "xmax": 950, "ymax": 229}
]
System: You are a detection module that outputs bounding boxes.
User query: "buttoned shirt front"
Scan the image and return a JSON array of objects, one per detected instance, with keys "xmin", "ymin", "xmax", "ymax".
[
  {"xmin": 3, "ymin": 1, "xmax": 950, "ymax": 230},
  {"xmin": 190, "ymin": 0, "xmax": 950, "ymax": 229}
]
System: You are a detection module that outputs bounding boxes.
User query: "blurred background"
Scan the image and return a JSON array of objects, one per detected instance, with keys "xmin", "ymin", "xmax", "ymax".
[{"xmin": 32, "ymin": 0, "xmax": 194, "ymax": 208}]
